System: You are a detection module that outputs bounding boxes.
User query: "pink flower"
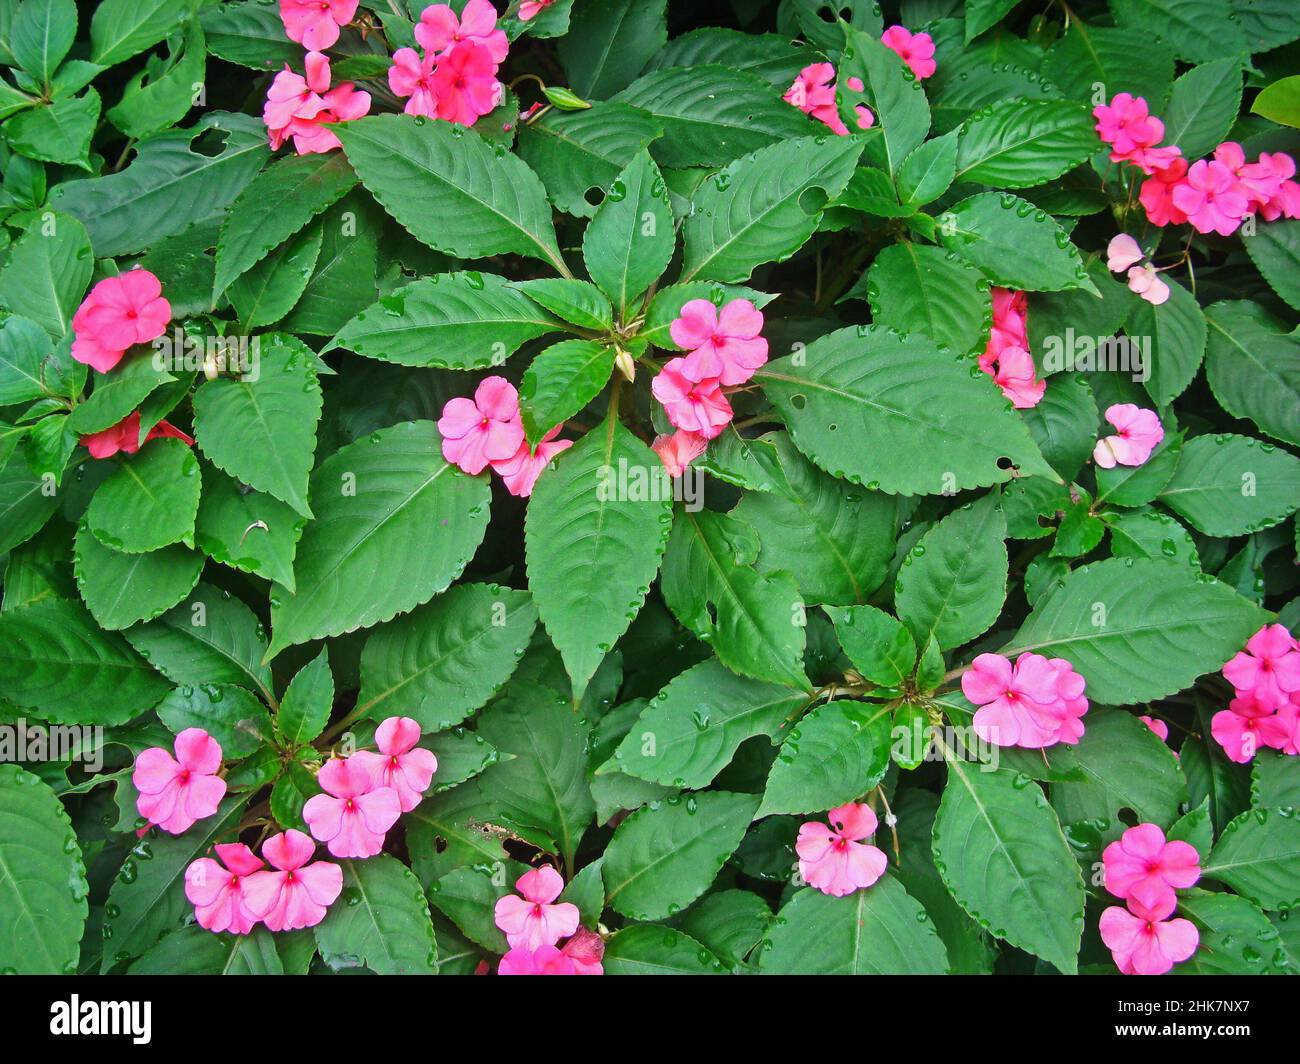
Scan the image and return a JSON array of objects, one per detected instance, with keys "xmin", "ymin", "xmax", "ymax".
[
  {"xmin": 280, "ymin": 0, "xmax": 357, "ymax": 51},
  {"xmin": 784, "ymin": 63, "xmax": 849, "ymax": 137},
  {"xmin": 388, "ymin": 47, "xmax": 441, "ymax": 117},
  {"xmin": 854, "ymin": 104, "xmax": 875, "ymax": 130},
  {"xmin": 963, "ymin": 653, "xmax": 1088, "ymax": 749},
  {"xmin": 990, "ymin": 347, "xmax": 1046, "ymax": 409},
  {"xmin": 1222, "ymin": 624, "xmax": 1300, "ymax": 711},
  {"xmin": 351, "ymin": 716, "xmax": 438, "ymax": 813},
  {"xmin": 1239, "ymin": 151, "xmax": 1300, "ymax": 221},
  {"xmin": 1140, "ymin": 715, "xmax": 1169, "ymax": 743},
  {"xmin": 185, "ymin": 844, "xmax": 264, "ymax": 935},
  {"xmin": 493, "ymin": 866, "xmax": 580, "ymax": 950},
  {"xmin": 1099, "ymin": 901, "xmax": 1199, "ymax": 975},
  {"xmin": 1093, "ymin": 404, "xmax": 1163, "ymax": 469},
  {"xmin": 1139, "ymin": 156, "xmax": 1190, "ymax": 227},
  {"xmin": 71, "ymin": 270, "xmax": 171, "ymax": 373},
  {"xmin": 438, "ymin": 376, "xmax": 526, "ymax": 475},
  {"xmin": 1127, "ymin": 143, "xmax": 1184, "ymax": 177},
  {"xmin": 430, "ymin": 40, "xmax": 503, "ymax": 127},
  {"xmin": 670, "ymin": 298, "xmax": 769, "ymax": 386},
  {"xmin": 1103, "ymin": 823, "xmax": 1201, "ymax": 914},
  {"xmin": 796, "ymin": 803, "xmax": 888, "ymax": 897},
  {"xmin": 559, "ymin": 926, "xmax": 605, "ymax": 975},
  {"xmin": 301, "ymin": 757, "xmax": 401, "ymax": 859},
  {"xmin": 1171, "ymin": 159, "xmax": 1250, "ymax": 237},
  {"xmin": 1272, "ymin": 700, "xmax": 1300, "ymax": 756},
  {"xmin": 652, "ymin": 430, "xmax": 709, "ymax": 478},
  {"xmin": 241, "ymin": 830, "xmax": 344, "ymax": 932},
  {"xmin": 81, "ymin": 412, "xmax": 193, "ymax": 459},
  {"xmin": 651, "ymin": 360, "xmax": 733, "ymax": 439},
  {"xmin": 881, "ymin": 26, "xmax": 936, "ymax": 80},
  {"xmin": 1126, "ymin": 264, "xmax": 1170, "ymax": 306},
  {"xmin": 133, "ymin": 728, "xmax": 226, "ymax": 835},
  {"xmin": 1093, "ymin": 94, "xmax": 1165, "ymax": 163},
  {"xmin": 416, "ymin": 0, "xmax": 508, "ymax": 63},
  {"xmin": 498, "ymin": 945, "xmax": 576, "ymax": 975},
  {"xmin": 1107, "ymin": 234, "xmax": 1144, "ymax": 273},
  {"xmin": 1211, "ymin": 699, "xmax": 1290, "ymax": 763},
  {"xmin": 518, "ymin": 0, "xmax": 554, "ymax": 19},
  {"xmin": 264, "ymin": 52, "xmax": 370, "ymax": 155},
  {"xmin": 490, "ymin": 424, "xmax": 572, "ymax": 498},
  {"xmin": 980, "ymin": 287, "xmax": 1028, "ymax": 371}
]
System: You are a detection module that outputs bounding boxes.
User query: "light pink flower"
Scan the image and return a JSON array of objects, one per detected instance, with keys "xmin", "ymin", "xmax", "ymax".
[
  {"xmin": 430, "ymin": 40, "xmax": 503, "ymax": 127},
  {"xmin": 671, "ymin": 298, "xmax": 769, "ymax": 386},
  {"xmin": 185, "ymin": 843, "xmax": 264, "ymax": 934},
  {"xmin": 1139, "ymin": 156, "xmax": 1190, "ymax": 227},
  {"xmin": 784, "ymin": 62, "xmax": 849, "ymax": 136},
  {"xmin": 494, "ymin": 866, "xmax": 581, "ymax": 950},
  {"xmin": 133, "ymin": 728, "xmax": 226, "ymax": 835},
  {"xmin": 1126, "ymin": 264, "xmax": 1170, "ymax": 306},
  {"xmin": 1100, "ymin": 900, "xmax": 1199, "ymax": 975},
  {"xmin": 1093, "ymin": 404, "xmax": 1163, "ymax": 469},
  {"xmin": 560, "ymin": 926, "xmax": 605, "ymax": 975},
  {"xmin": 881, "ymin": 26, "xmax": 936, "ymax": 80},
  {"xmin": 652, "ymin": 430, "xmax": 709, "ymax": 478},
  {"xmin": 280, "ymin": 0, "xmax": 357, "ymax": 51},
  {"xmin": 301, "ymin": 757, "xmax": 401, "ymax": 859},
  {"xmin": 1223, "ymin": 624, "xmax": 1300, "ymax": 711},
  {"xmin": 1211, "ymin": 699, "xmax": 1290, "ymax": 763},
  {"xmin": 490, "ymin": 424, "xmax": 572, "ymax": 498},
  {"xmin": 963, "ymin": 653, "xmax": 1087, "ymax": 749},
  {"xmin": 1127, "ymin": 143, "xmax": 1184, "ymax": 177},
  {"xmin": 81, "ymin": 412, "xmax": 193, "ymax": 459},
  {"xmin": 991, "ymin": 346, "xmax": 1046, "ymax": 409},
  {"xmin": 796, "ymin": 803, "xmax": 888, "ymax": 897},
  {"xmin": 518, "ymin": 0, "xmax": 554, "ymax": 19},
  {"xmin": 1103, "ymin": 823, "xmax": 1201, "ymax": 914},
  {"xmin": 351, "ymin": 717, "xmax": 438, "ymax": 813},
  {"xmin": 651, "ymin": 360, "xmax": 733, "ymax": 439},
  {"xmin": 498, "ymin": 945, "xmax": 576, "ymax": 975},
  {"xmin": 438, "ymin": 376, "xmax": 526, "ymax": 475},
  {"xmin": 854, "ymin": 104, "xmax": 875, "ymax": 130},
  {"xmin": 416, "ymin": 0, "xmax": 508, "ymax": 63},
  {"xmin": 1107, "ymin": 234, "xmax": 1143, "ymax": 272},
  {"xmin": 388, "ymin": 47, "xmax": 441, "ymax": 117},
  {"xmin": 1239, "ymin": 151, "xmax": 1300, "ymax": 221},
  {"xmin": 1093, "ymin": 94, "xmax": 1165, "ymax": 163},
  {"xmin": 241, "ymin": 829, "xmax": 343, "ymax": 932},
  {"xmin": 71, "ymin": 270, "xmax": 171, "ymax": 373},
  {"xmin": 1172, "ymin": 159, "xmax": 1250, "ymax": 237},
  {"xmin": 1140, "ymin": 715, "xmax": 1169, "ymax": 743}
]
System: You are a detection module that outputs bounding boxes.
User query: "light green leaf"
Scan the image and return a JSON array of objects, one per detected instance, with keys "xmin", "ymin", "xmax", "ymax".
[
  {"xmin": 1203, "ymin": 807, "xmax": 1300, "ymax": 911},
  {"xmin": 582, "ymin": 149, "xmax": 674, "ymax": 313},
  {"xmin": 86, "ymin": 439, "xmax": 201, "ymax": 553},
  {"xmin": 0, "ymin": 212, "xmax": 92, "ymax": 339},
  {"xmin": 314, "ymin": 855, "xmax": 438, "ymax": 974},
  {"xmin": 954, "ymin": 100, "xmax": 1097, "ymax": 188},
  {"xmin": 519, "ymin": 340, "xmax": 614, "ymax": 447},
  {"xmin": 865, "ymin": 242, "xmax": 990, "ymax": 356}
]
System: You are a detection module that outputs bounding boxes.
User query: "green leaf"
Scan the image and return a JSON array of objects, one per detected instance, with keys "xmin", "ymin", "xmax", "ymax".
[
  {"xmin": 661, "ymin": 508, "xmax": 808, "ymax": 690},
  {"xmin": 1161, "ymin": 59, "xmax": 1242, "ymax": 161},
  {"xmin": 1005, "ymin": 557, "xmax": 1269, "ymax": 704},
  {"xmin": 557, "ymin": 0, "xmax": 667, "ymax": 99},
  {"xmin": 758, "ymin": 325, "xmax": 1057, "ymax": 495},
  {"xmin": 837, "ymin": 25, "xmax": 930, "ymax": 174},
  {"xmin": 128, "ymin": 926, "xmax": 284, "ymax": 974},
  {"xmin": 679, "ymin": 889, "xmax": 771, "ymax": 968},
  {"xmin": 897, "ymin": 132, "xmax": 958, "ymax": 207},
  {"xmin": 604, "ymin": 791, "xmax": 760, "ymax": 920},
  {"xmin": 105, "ymin": 18, "xmax": 205, "ymax": 141},
  {"xmin": 933, "ymin": 756, "xmax": 1085, "ymax": 974},
  {"xmin": 67, "ymin": 354, "xmax": 176, "ymax": 436},
  {"xmin": 357, "ymin": 584, "xmax": 536, "ymax": 731},
  {"xmin": 757, "ymin": 699, "xmax": 892, "ymax": 817},
  {"xmin": 1095, "ymin": 430, "xmax": 1183, "ymax": 508},
  {"xmin": 336, "ymin": 115, "xmax": 567, "ymax": 275},
  {"xmin": 896, "ymin": 493, "xmax": 1008, "ymax": 651},
  {"xmin": 602, "ymin": 925, "xmax": 727, "ymax": 974},
  {"xmin": 0, "ymin": 765, "xmax": 87, "ymax": 973},
  {"xmin": 644, "ymin": 27, "xmax": 818, "ymax": 88},
  {"xmin": 268, "ymin": 421, "xmax": 490, "ymax": 658},
  {"xmin": 1130, "ymin": 275, "xmax": 1205, "ymax": 407},
  {"xmin": 510, "ymin": 279, "xmax": 612, "ymax": 331},
  {"xmin": 582, "ymin": 149, "xmax": 674, "ymax": 313},
  {"xmin": 827, "ymin": 605, "xmax": 916, "ymax": 687},
  {"xmin": 314, "ymin": 855, "xmax": 438, "ymax": 974},
  {"xmin": 1042, "ymin": 24, "xmax": 1175, "ymax": 111},
  {"xmin": 404, "ymin": 783, "xmax": 508, "ymax": 887},
  {"xmin": 200, "ymin": 0, "xmax": 300, "ymax": 70},
  {"xmin": 4, "ymin": 90, "xmax": 100, "ymax": 169},
  {"xmin": 681, "ymin": 135, "xmax": 862, "ymax": 283},
  {"xmin": 0, "ymin": 316, "xmax": 64, "ymax": 407},
  {"xmin": 0, "ymin": 448, "xmax": 58, "ymax": 555},
  {"xmin": 426, "ymin": 862, "xmax": 517, "ymax": 953},
  {"xmin": 1253, "ymin": 749, "xmax": 1300, "ymax": 810},
  {"xmin": 1244, "ymin": 219, "xmax": 1300, "ymax": 312},
  {"xmin": 865, "ymin": 242, "xmax": 990, "ymax": 356},
  {"xmin": 1175, "ymin": 890, "xmax": 1293, "ymax": 975},
  {"xmin": 954, "ymin": 100, "xmax": 1098, "ymax": 188},
  {"xmin": 329, "ymin": 272, "xmax": 562, "ymax": 370},
  {"xmin": 1020, "ymin": 372, "xmax": 1098, "ymax": 483},
  {"xmin": 154, "ymin": 682, "xmax": 270, "ymax": 758},
  {"xmin": 192, "ymin": 333, "xmax": 322, "ymax": 518},
  {"xmin": 603, "ymin": 658, "xmax": 805, "ymax": 788},
  {"xmin": 1203, "ymin": 807, "xmax": 1300, "ymax": 911},
  {"xmin": 1159, "ymin": 433, "xmax": 1300, "ymax": 537},
  {"xmin": 1106, "ymin": 508, "xmax": 1200, "ymax": 569},
  {"xmin": 278, "ymin": 647, "xmax": 333, "ymax": 746},
  {"xmin": 937, "ymin": 191, "xmax": 1097, "ymax": 294},
  {"xmin": 226, "ymin": 222, "xmax": 323, "ymax": 329},
  {"xmin": 519, "ymin": 340, "xmax": 615, "ymax": 446},
  {"xmin": 193, "ymin": 463, "xmax": 304, "ymax": 591},
  {"xmin": 90, "ymin": 0, "xmax": 197, "ymax": 66},
  {"xmin": 525, "ymin": 415, "xmax": 672, "ymax": 699},
  {"xmin": 10, "ymin": 0, "xmax": 77, "ymax": 83},
  {"xmin": 1110, "ymin": 0, "xmax": 1245, "ymax": 64},
  {"xmin": 278, "ymin": 191, "xmax": 380, "ymax": 336},
  {"xmin": 73, "ymin": 521, "xmax": 203, "ymax": 630},
  {"xmin": 760, "ymin": 878, "xmax": 949, "ymax": 974},
  {"xmin": 85, "ymin": 439, "xmax": 201, "ymax": 553},
  {"xmin": 214, "ymin": 152, "xmax": 358, "ymax": 298},
  {"xmin": 0, "ymin": 212, "xmax": 92, "ymax": 339},
  {"xmin": 1252, "ymin": 74, "xmax": 1300, "ymax": 128},
  {"xmin": 1204, "ymin": 301, "xmax": 1300, "ymax": 446}
]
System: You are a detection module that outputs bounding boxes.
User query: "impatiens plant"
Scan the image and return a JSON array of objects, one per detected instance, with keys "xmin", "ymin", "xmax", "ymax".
[{"xmin": 1, "ymin": 0, "xmax": 1299, "ymax": 981}]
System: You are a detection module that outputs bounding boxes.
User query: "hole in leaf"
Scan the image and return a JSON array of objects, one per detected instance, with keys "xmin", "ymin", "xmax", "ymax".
[
  {"xmin": 189, "ymin": 128, "xmax": 230, "ymax": 157},
  {"xmin": 798, "ymin": 186, "xmax": 829, "ymax": 215},
  {"xmin": 584, "ymin": 186, "xmax": 605, "ymax": 208}
]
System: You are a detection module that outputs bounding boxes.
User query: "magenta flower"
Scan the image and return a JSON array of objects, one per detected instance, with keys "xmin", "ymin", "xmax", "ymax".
[
  {"xmin": 132, "ymin": 728, "xmax": 227, "ymax": 835},
  {"xmin": 559, "ymin": 926, "xmax": 605, "ymax": 975},
  {"xmin": 388, "ymin": 47, "xmax": 441, "ymax": 117},
  {"xmin": 302, "ymin": 757, "xmax": 401, "ymax": 859},
  {"xmin": 438, "ymin": 376, "xmax": 526, "ymax": 475},
  {"xmin": 651, "ymin": 430, "xmax": 709, "ymax": 479},
  {"xmin": 1093, "ymin": 94, "xmax": 1165, "ymax": 162},
  {"xmin": 81, "ymin": 411, "xmax": 193, "ymax": 460},
  {"xmin": 241, "ymin": 830, "xmax": 344, "ymax": 932},
  {"xmin": 980, "ymin": 287, "xmax": 1028, "ymax": 372},
  {"xmin": 1103, "ymin": 823, "xmax": 1201, "ymax": 914},
  {"xmin": 1139, "ymin": 156, "xmax": 1190, "ymax": 227},
  {"xmin": 416, "ymin": 0, "xmax": 508, "ymax": 63},
  {"xmin": 1140, "ymin": 716, "xmax": 1169, "ymax": 743},
  {"xmin": 989, "ymin": 346, "xmax": 1045, "ymax": 409},
  {"xmin": 651, "ymin": 360, "xmax": 733, "ymax": 439},
  {"xmin": 881, "ymin": 25, "xmax": 936, "ymax": 80},
  {"xmin": 490, "ymin": 424, "xmax": 572, "ymax": 498},
  {"xmin": 494, "ymin": 866, "xmax": 581, "ymax": 951},
  {"xmin": 796, "ymin": 803, "xmax": 888, "ymax": 897},
  {"xmin": 1223, "ymin": 624, "xmax": 1300, "ymax": 711},
  {"xmin": 518, "ymin": 0, "xmax": 555, "ymax": 19},
  {"xmin": 71, "ymin": 269, "xmax": 171, "ymax": 374},
  {"xmin": 1171, "ymin": 159, "xmax": 1250, "ymax": 236},
  {"xmin": 1238, "ymin": 151, "xmax": 1300, "ymax": 221},
  {"xmin": 671, "ymin": 298, "xmax": 769, "ymax": 386},
  {"xmin": 498, "ymin": 944, "xmax": 576, "ymax": 975},
  {"xmin": 1093, "ymin": 404, "xmax": 1163, "ymax": 469},
  {"xmin": 280, "ymin": 0, "xmax": 358, "ymax": 51},
  {"xmin": 963, "ymin": 652, "xmax": 1088, "ymax": 749},
  {"xmin": 430, "ymin": 40, "xmax": 503, "ymax": 126},
  {"xmin": 784, "ymin": 62, "xmax": 849, "ymax": 136},
  {"xmin": 351, "ymin": 716, "xmax": 438, "ymax": 813},
  {"xmin": 1211, "ymin": 697, "xmax": 1291, "ymax": 763},
  {"xmin": 264, "ymin": 52, "xmax": 370, "ymax": 155},
  {"xmin": 1099, "ymin": 897, "xmax": 1199, "ymax": 976},
  {"xmin": 185, "ymin": 844, "xmax": 264, "ymax": 935}
]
